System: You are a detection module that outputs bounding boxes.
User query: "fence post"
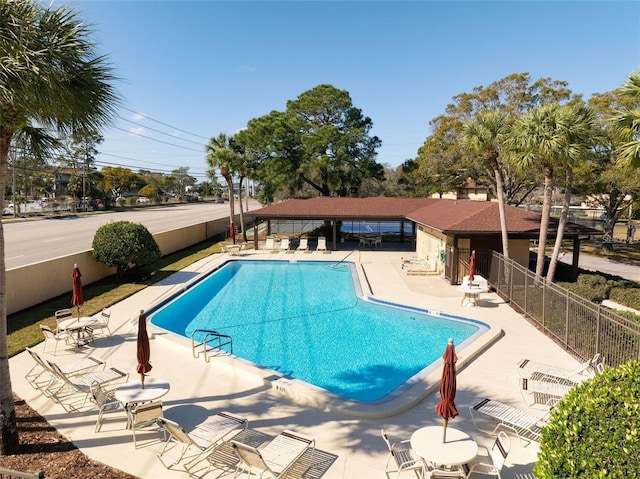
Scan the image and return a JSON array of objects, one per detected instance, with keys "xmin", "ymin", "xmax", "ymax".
[
  {"xmin": 596, "ymin": 304, "xmax": 602, "ymax": 360},
  {"xmin": 565, "ymin": 288, "xmax": 570, "ymax": 346},
  {"xmin": 542, "ymin": 280, "xmax": 546, "ymax": 330}
]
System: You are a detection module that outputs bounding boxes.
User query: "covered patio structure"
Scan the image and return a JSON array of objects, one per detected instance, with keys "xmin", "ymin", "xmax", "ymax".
[{"xmin": 250, "ymin": 197, "xmax": 602, "ymax": 284}]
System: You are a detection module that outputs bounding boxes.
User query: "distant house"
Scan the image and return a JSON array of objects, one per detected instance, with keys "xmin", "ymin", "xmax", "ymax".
[
  {"xmin": 430, "ymin": 178, "xmax": 493, "ymax": 201},
  {"xmin": 250, "ymin": 197, "xmax": 601, "ymax": 284}
]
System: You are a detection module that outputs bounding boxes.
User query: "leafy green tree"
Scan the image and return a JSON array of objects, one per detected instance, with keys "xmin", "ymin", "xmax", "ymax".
[
  {"xmin": 171, "ymin": 166, "xmax": 196, "ymax": 198},
  {"xmin": 236, "ymin": 84, "xmax": 383, "ymax": 202},
  {"xmin": 139, "ymin": 184, "xmax": 158, "ymax": 202},
  {"xmin": 206, "ymin": 133, "xmax": 240, "ymax": 243},
  {"xmin": 415, "ymin": 73, "xmax": 573, "ymax": 205},
  {"xmin": 535, "ymin": 361, "xmax": 640, "ymax": 478},
  {"xmin": 462, "ymin": 111, "xmax": 512, "ymax": 259},
  {"xmin": 612, "ymin": 70, "xmax": 640, "ymax": 167},
  {"xmin": 545, "ymin": 102, "xmax": 595, "ymax": 282},
  {"xmin": 0, "ymin": 0, "xmax": 118, "ymax": 453},
  {"xmin": 576, "ymin": 90, "xmax": 640, "ymax": 237},
  {"xmin": 97, "ymin": 166, "xmax": 140, "ymax": 200},
  {"xmin": 510, "ymin": 103, "xmax": 591, "ymax": 283},
  {"xmin": 92, "ymin": 221, "xmax": 161, "ymax": 274}
]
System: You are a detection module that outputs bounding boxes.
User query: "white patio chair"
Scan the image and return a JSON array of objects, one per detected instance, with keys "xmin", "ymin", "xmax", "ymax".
[
  {"xmin": 90, "ymin": 309, "xmax": 112, "ymax": 338},
  {"xmin": 380, "ymin": 428, "xmax": 425, "ymax": 479},
  {"xmin": 466, "ymin": 431, "xmax": 511, "ymax": 478},
  {"xmin": 157, "ymin": 411, "xmax": 248, "ymax": 471},
  {"xmin": 131, "ymin": 401, "xmax": 165, "ymax": 447},
  {"xmin": 54, "ymin": 308, "xmax": 74, "ymax": 334},
  {"xmin": 39, "ymin": 324, "xmax": 72, "ymax": 356},
  {"xmin": 91, "ymin": 380, "xmax": 125, "ymax": 432},
  {"xmin": 231, "ymin": 429, "xmax": 314, "ymax": 478}
]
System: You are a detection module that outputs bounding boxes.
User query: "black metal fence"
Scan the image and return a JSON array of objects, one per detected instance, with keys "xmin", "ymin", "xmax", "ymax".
[{"xmin": 488, "ymin": 251, "xmax": 640, "ymax": 367}]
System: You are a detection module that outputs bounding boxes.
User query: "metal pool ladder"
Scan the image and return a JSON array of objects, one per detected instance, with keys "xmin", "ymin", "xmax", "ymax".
[{"xmin": 191, "ymin": 329, "xmax": 233, "ymax": 363}]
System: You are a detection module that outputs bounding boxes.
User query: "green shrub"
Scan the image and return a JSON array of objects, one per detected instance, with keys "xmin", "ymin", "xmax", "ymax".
[
  {"xmin": 535, "ymin": 361, "xmax": 640, "ymax": 478},
  {"xmin": 92, "ymin": 221, "xmax": 161, "ymax": 274},
  {"xmin": 559, "ymin": 274, "xmax": 610, "ymax": 303},
  {"xmin": 609, "ymin": 286, "xmax": 640, "ymax": 312}
]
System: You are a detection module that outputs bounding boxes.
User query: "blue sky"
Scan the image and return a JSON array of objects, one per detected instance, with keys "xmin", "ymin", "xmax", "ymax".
[{"xmin": 64, "ymin": 0, "xmax": 640, "ymax": 183}]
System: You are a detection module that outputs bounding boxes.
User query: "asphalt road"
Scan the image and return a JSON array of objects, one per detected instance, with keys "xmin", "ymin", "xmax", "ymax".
[
  {"xmin": 2, "ymin": 201, "xmax": 261, "ymax": 270},
  {"xmin": 561, "ymin": 254, "xmax": 640, "ymax": 282}
]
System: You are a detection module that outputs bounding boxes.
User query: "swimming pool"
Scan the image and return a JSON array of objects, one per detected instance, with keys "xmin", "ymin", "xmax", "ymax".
[{"xmin": 150, "ymin": 260, "xmax": 488, "ymax": 403}]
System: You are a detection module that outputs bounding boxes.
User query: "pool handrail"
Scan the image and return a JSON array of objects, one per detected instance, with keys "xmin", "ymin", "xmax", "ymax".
[{"xmin": 191, "ymin": 329, "xmax": 233, "ymax": 362}]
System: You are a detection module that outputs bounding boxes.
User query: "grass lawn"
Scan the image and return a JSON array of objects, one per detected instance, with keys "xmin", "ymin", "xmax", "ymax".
[{"xmin": 7, "ymin": 238, "xmax": 231, "ymax": 357}]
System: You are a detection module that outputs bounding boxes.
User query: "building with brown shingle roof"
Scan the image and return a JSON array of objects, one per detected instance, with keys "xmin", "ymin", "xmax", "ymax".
[{"xmin": 250, "ymin": 197, "xmax": 600, "ymax": 283}]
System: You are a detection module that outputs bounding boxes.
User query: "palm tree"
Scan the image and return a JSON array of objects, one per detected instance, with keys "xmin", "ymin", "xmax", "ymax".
[
  {"xmin": 0, "ymin": 0, "xmax": 118, "ymax": 454},
  {"xmin": 510, "ymin": 104, "xmax": 565, "ymax": 284},
  {"xmin": 206, "ymin": 133, "xmax": 239, "ymax": 244},
  {"xmin": 545, "ymin": 103, "xmax": 595, "ymax": 282},
  {"xmin": 462, "ymin": 111, "xmax": 512, "ymax": 260},
  {"xmin": 612, "ymin": 71, "xmax": 640, "ymax": 167}
]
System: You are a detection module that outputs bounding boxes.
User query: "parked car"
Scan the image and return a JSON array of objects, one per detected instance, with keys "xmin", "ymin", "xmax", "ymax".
[{"xmin": 136, "ymin": 197, "xmax": 150, "ymax": 204}]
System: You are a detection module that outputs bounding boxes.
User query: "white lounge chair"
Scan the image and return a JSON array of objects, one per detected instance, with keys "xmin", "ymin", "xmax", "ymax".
[
  {"xmin": 404, "ymin": 260, "xmax": 433, "ymax": 275},
  {"xmin": 520, "ymin": 372, "xmax": 575, "ymax": 407},
  {"xmin": 264, "ymin": 236, "xmax": 277, "ymax": 253},
  {"xmin": 25, "ymin": 347, "xmax": 105, "ymax": 394},
  {"xmin": 157, "ymin": 412, "xmax": 248, "ymax": 471},
  {"xmin": 470, "ymin": 398, "xmax": 550, "ymax": 446},
  {"xmin": 517, "ymin": 353, "xmax": 602, "ymax": 383},
  {"xmin": 466, "ymin": 431, "xmax": 511, "ymax": 478},
  {"xmin": 46, "ymin": 361, "xmax": 129, "ymax": 410},
  {"xmin": 296, "ymin": 237, "xmax": 309, "ymax": 252},
  {"xmin": 231, "ymin": 429, "xmax": 315, "ymax": 478},
  {"xmin": 280, "ymin": 237, "xmax": 292, "ymax": 253},
  {"xmin": 380, "ymin": 428, "xmax": 424, "ymax": 479},
  {"xmin": 316, "ymin": 236, "xmax": 328, "ymax": 253}
]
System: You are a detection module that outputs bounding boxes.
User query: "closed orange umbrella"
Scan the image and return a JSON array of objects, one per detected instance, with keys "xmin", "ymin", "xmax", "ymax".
[
  {"xmin": 435, "ymin": 339, "xmax": 459, "ymax": 442},
  {"xmin": 136, "ymin": 310, "xmax": 152, "ymax": 388},
  {"xmin": 71, "ymin": 264, "xmax": 83, "ymax": 318}
]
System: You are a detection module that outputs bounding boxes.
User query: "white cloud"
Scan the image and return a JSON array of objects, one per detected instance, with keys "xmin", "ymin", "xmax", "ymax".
[
  {"xmin": 132, "ymin": 113, "xmax": 145, "ymax": 121},
  {"xmin": 129, "ymin": 127, "xmax": 145, "ymax": 136},
  {"xmin": 239, "ymin": 65, "xmax": 256, "ymax": 73}
]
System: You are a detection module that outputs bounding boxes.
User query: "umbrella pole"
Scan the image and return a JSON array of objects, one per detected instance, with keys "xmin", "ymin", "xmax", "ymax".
[
  {"xmin": 442, "ymin": 418, "xmax": 448, "ymax": 443},
  {"xmin": 140, "ymin": 373, "xmax": 145, "ymax": 389}
]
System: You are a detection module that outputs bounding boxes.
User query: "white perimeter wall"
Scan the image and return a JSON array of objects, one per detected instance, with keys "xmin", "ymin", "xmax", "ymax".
[{"xmin": 5, "ymin": 216, "xmax": 233, "ymax": 315}]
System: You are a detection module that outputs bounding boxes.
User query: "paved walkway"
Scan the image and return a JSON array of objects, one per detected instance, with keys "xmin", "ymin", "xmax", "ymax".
[{"xmin": 10, "ymin": 249, "xmax": 584, "ymax": 479}]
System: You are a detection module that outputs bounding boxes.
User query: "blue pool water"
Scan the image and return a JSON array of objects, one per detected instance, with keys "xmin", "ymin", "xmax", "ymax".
[{"xmin": 150, "ymin": 260, "xmax": 486, "ymax": 402}]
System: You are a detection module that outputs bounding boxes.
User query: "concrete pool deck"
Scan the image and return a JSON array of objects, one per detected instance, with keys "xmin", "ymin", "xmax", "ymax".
[{"xmin": 9, "ymin": 249, "xmax": 582, "ymax": 478}]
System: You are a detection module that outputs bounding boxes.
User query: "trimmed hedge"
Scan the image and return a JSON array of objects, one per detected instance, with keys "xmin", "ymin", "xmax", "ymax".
[
  {"xmin": 609, "ymin": 286, "xmax": 640, "ymax": 311},
  {"xmin": 535, "ymin": 361, "xmax": 640, "ymax": 478},
  {"xmin": 559, "ymin": 274, "xmax": 610, "ymax": 303}
]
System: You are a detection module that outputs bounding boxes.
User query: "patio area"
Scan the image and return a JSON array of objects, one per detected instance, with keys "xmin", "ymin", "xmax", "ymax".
[{"xmin": 9, "ymin": 248, "xmax": 581, "ymax": 478}]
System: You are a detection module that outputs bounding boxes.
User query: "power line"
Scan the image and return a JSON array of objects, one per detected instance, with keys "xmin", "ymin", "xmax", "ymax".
[
  {"xmin": 111, "ymin": 126, "xmax": 204, "ymax": 153},
  {"xmin": 118, "ymin": 116, "xmax": 207, "ymax": 147},
  {"xmin": 120, "ymin": 106, "xmax": 211, "ymax": 141}
]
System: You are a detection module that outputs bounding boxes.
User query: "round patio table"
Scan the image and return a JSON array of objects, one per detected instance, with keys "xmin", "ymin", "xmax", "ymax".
[
  {"xmin": 57, "ymin": 316, "xmax": 97, "ymax": 346},
  {"xmin": 411, "ymin": 426, "xmax": 478, "ymax": 469},
  {"xmin": 457, "ymin": 285, "xmax": 484, "ymax": 307},
  {"xmin": 115, "ymin": 377, "xmax": 170, "ymax": 428}
]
